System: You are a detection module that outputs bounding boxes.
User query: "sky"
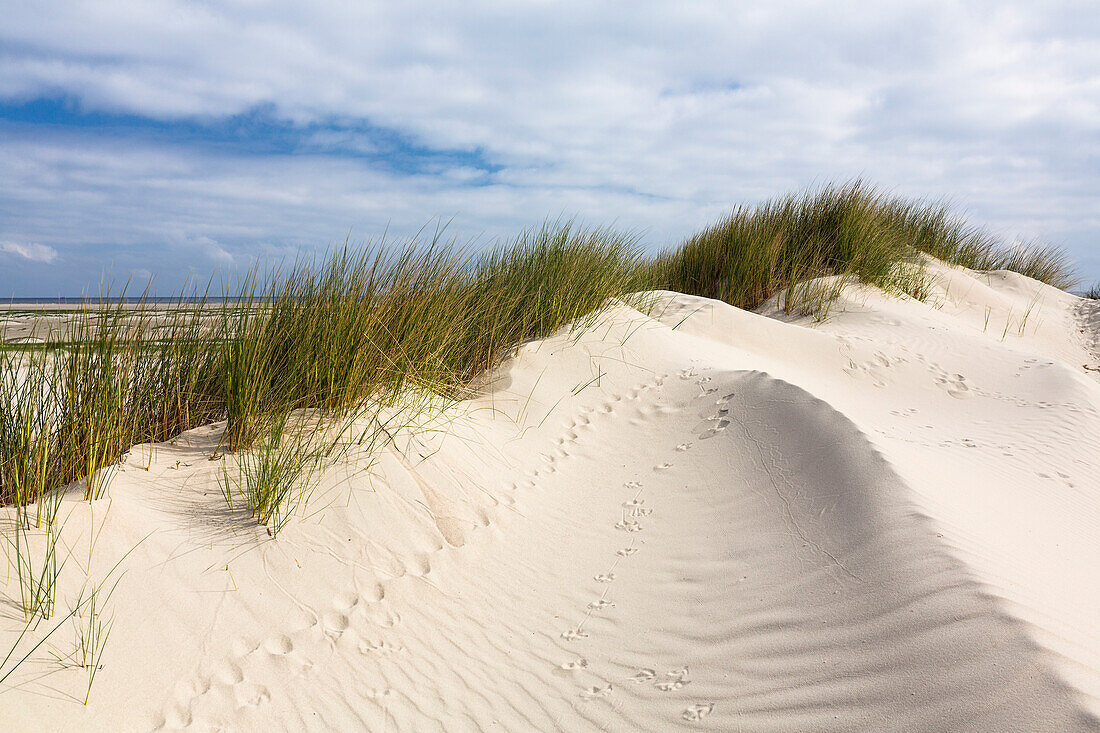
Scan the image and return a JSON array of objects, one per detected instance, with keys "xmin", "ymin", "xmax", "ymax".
[{"xmin": 1, "ymin": 1, "xmax": 1098, "ymax": 296}]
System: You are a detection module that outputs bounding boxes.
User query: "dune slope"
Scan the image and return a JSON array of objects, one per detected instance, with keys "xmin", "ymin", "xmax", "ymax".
[{"xmin": 2, "ymin": 261, "xmax": 1099, "ymax": 731}]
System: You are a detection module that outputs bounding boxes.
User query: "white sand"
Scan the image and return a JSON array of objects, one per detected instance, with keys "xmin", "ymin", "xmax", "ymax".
[{"xmin": 2, "ymin": 261, "xmax": 1099, "ymax": 731}]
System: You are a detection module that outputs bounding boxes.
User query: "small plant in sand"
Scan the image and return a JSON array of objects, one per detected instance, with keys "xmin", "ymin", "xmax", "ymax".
[
  {"xmin": 7, "ymin": 488, "xmax": 65, "ymax": 622},
  {"xmin": 42, "ymin": 580, "xmax": 117, "ymax": 705},
  {"xmin": 2, "ymin": 509, "xmax": 138, "ymax": 705},
  {"xmin": 71, "ymin": 581, "xmax": 115, "ymax": 705},
  {"xmin": 220, "ymin": 415, "xmax": 325, "ymax": 537}
]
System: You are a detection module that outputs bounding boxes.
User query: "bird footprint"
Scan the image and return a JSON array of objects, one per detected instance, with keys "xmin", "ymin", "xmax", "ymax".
[
  {"xmin": 683, "ymin": 702, "xmax": 714, "ymax": 721},
  {"xmin": 657, "ymin": 667, "xmax": 691, "ymax": 691},
  {"xmin": 580, "ymin": 683, "xmax": 613, "ymax": 699}
]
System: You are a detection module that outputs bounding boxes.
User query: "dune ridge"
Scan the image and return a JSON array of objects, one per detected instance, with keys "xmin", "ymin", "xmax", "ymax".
[{"xmin": 1, "ymin": 260, "xmax": 1098, "ymax": 731}]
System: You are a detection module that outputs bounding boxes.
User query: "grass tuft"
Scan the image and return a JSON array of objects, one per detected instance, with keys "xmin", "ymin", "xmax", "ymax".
[
  {"xmin": 656, "ymin": 181, "xmax": 1077, "ymax": 311},
  {"xmin": 220, "ymin": 414, "xmax": 325, "ymax": 536}
]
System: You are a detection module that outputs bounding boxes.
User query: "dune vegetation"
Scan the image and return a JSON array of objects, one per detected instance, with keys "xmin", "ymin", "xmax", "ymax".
[{"xmin": 0, "ymin": 181, "xmax": 1079, "ymax": 525}]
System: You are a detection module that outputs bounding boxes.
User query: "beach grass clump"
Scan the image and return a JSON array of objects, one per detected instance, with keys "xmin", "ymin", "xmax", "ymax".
[
  {"xmin": 880, "ymin": 198, "xmax": 1079, "ymax": 290},
  {"xmin": 220, "ymin": 415, "xmax": 324, "ymax": 536},
  {"xmin": 218, "ymin": 223, "xmax": 648, "ymax": 450},
  {"xmin": 658, "ymin": 181, "xmax": 1077, "ymax": 311},
  {"xmin": 125, "ymin": 294, "xmax": 225, "ymax": 448},
  {"xmin": 0, "ymin": 295, "xmax": 227, "ymax": 506},
  {"xmin": 656, "ymin": 182, "xmax": 916, "ymax": 311},
  {"xmin": 457, "ymin": 223, "xmax": 650, "ymax": 378},
  {"xmin": 7, "ymin": 489, "xmax": 64, "ymax": 621},
  {"xmin": 53, "ymin": 302, "xmax": 137, "ymax": 500},
  {"xmin": 0, "ymin": 348, "xmax": 59, "ymax": 515}
]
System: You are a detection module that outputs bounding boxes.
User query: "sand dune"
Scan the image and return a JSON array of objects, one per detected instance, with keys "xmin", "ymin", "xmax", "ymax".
[{"xmin": 2, "ymin": 261, "xmax": 1099, "ymax": 731}]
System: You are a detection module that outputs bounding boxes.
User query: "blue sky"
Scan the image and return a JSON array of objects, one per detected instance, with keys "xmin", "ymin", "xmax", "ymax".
[{"xmin": 1, "ymin": 1, "xmax": 1098, "ymax": 295}]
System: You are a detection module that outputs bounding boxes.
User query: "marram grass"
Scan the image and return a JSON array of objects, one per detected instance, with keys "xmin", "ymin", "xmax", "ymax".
[{"xmin": 0, "ymin": 183, "xmax": 1080, "ymax": 526}]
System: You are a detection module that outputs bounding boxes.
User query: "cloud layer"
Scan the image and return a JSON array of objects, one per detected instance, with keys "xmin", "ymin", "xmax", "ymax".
[
  {"xmin": 1, "ymin": 1, "xmax": 1097, "ymax": 294},
  {"xmin": 1, "ymin": 240, "xmax": 58, "ymax": 264}
]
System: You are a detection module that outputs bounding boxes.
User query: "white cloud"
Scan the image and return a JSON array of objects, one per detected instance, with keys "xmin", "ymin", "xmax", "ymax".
[
  {"xmin": 0, "ymin": 1, "xmax": 1098, "ymax": 292},
  {"xmin": 1, "ymin": 240, "xmax": 58, "ymax": 263}
]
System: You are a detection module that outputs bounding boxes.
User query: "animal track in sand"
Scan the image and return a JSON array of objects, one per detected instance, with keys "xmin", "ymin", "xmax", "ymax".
[
  {"xmin": 332, "ymin": 590, "xmax": 359, "ymax": 611},
  {"xmin": 615, "ymin": 519, "xmax": 643, "ymax": 532},
  {"xmin": 695, "ymin": 375, "xmax": 717, "ymax": 395},
  {"xmin": 561, "ymin": 628, "xmax": 589, "ymax": 641},
  {"xmin": 560, "ymin": 658, "xmax": 588, "ymax": 671},
  {"xmin": 697, "ymin": 397, "xmax": 733, "ymax": 438},
  {"xmin": 840, "ymin": 345, "xmax": 893, "ymax": 388},
  {"xmin": 676, "ymin": 442, "xmax": 693, "ymax": 451},
  {"xmin": 586, "ymin": 599, "xmax": 615, "ymax": 611},
  {"xmin": 163, "ymin": 703, "xmax": 192, "ymax": 728},
  {"xmin": 364, "ymin": 604, "xmax": 400, "ymax": 628},
  {"xmin": 358, "ymin": 638, "xmax": 405, "ymax": 656},
  {"xmin": 230, "ymin": 636, "xmax": 259, "ymax": 657},
  {"xmin": 365, "ymin": 687, "xmax": 393, "ymax": 703},
  {"xmin": 629, "ymin": 668, "xmax": 657, "ymax": 683},
  {"xmin": 622, "ymin": 498, "xmax": 652, "ymax": 517},
  {"xmin": 404, "ymin": 554, "xmax": 431, "ymax": 577},
  {"xmin": 682, "ymin": 702, "xmax": 714, "ymax": 721},
  {"xmin": 624, "ymin": 481, "xmax": 642, "ymax": 489},
  {"xmin": 214, "ymin": 661, "xmax": 244, "ymax": 685},
  {"xmin": 697, "ymin": 417, "xmax": 730, "ymax": 440},
  {"xmin": 322, "ymin": 611, "xmax": 351, "ymax": 638},
  {"xmin": 616, "ymin": 547, "xmax": 639, "ymax": 557},
  {"xmin": 929, "ymin": 364, "xmax": 973, "ymax": 398},
  {"xmin": 653, "ymin": 462, "xmax": 673, "ymax": 471},
  {"xmin": 580, "ymin": 683, "xmax": 613, "ymax": 699},
  {"xmin": 264, "ymin": 635, "xmax": 294, "ymax": 656},
  {"xmin": 174, "ymin": 675, "xmax": 210, "ymax": 698},
  {"xmin": 235, "ymin": 683, "xmax": 271, "ymax": 708},
  {"xmin": 656, "ymin": 667, "xmax": 691, "ymax": 691},
  {"xmin": 594, "ymin": 572, "xmax": 616, "ymax": 583}
]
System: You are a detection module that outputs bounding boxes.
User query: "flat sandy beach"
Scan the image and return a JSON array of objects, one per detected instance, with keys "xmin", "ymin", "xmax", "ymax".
[
  {"xmin": 0, "ymin": 303, "xmax": 229, "ymax": 345},
  {"xmin": 2, "ymin": 260, "xmax": 1099, "ymax": 731}
]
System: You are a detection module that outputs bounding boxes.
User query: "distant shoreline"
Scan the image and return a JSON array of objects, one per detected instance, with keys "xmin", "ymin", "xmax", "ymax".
[
  {"xmin": 1, "ymin": 297, "xmax": 236, "ymax": 308},
  {"xmin": 1, "ymin": 297, "xmax": 237, "ymax": 310}
]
